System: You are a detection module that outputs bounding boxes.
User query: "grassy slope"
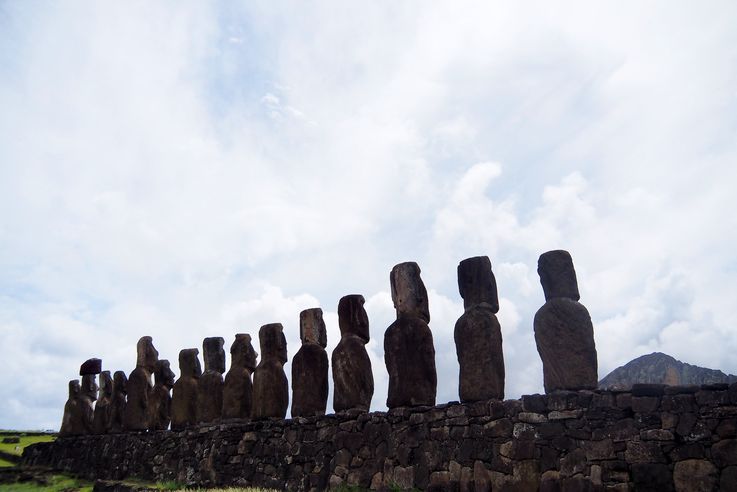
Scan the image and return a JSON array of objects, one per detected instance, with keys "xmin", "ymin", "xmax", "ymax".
[{"xmin": 0, "ymin": 436, "xmax": 55, "ymax": 458}]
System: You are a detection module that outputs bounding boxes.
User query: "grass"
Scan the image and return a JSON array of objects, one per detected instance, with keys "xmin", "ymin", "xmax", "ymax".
[
  {"xmin": 0, "ymin": 435, "xmax": 55, "ymax": 457},
  {"xmin": 0, "ymin": 474, "xmax": 92, "ymax": 492},
  {"xmin": 0, "ymin": 459, "xmax": 16, "ymax": 468}
]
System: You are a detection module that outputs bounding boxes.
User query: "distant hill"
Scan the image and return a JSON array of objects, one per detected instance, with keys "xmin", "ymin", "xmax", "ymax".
[{"xmin": 599, "ymin": 352, "xmax": 737, "ymax": 390}]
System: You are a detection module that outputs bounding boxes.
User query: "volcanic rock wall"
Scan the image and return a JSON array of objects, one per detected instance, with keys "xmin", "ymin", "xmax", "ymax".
[{"xmin": 23, "ymin": 383, "xmax": 737, "ymax": 491}]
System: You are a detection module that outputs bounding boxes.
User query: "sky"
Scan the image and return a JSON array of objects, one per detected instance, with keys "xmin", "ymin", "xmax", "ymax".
[{"xmin": 1, "ymin": 1, "xmax": 737, "ymax": 430}]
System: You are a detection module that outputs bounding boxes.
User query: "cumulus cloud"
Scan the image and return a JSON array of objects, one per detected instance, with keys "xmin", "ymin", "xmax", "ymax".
[{"xmin": 1, "ymin": 1, "xmax": 737, "ymax": 429}]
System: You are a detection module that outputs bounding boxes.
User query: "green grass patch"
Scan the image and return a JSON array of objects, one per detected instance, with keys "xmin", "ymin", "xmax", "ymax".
[
  {"xmin": 0, "ymin": 435, "xmax": 55, "ymax": 457},
  {"xmin": 0, "ymin": 459, "xmax": 16, "ymax": 468},
  {"xmin": 0, "ymin": 474, "xmax": 92, "ymax": 492}
]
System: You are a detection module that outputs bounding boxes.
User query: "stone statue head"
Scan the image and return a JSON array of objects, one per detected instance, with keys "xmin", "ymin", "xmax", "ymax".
[
  {"xmin": 390, "ymin": 262, "xmax": 430, "ymax": 322},
  {"xmin": 231, "ymin": 334, "xmax": 258, "ymax": 372},
  {"xmin": 68, "ymin": 379, "xmax": 80, "ymax": 399},
  {"xmin": 155, "ymin": 359, "xmax": 176, "ymax": 388},
  {"xmin": 98, "ymin": 371, "xmax": 113, "ymax": 399},
  {"xmin": 537, "ymin": 250, "xmax": 580, "ymax": 301},
  {"xmin": 458, "ymin": 256, "xmax": 499, "ymax": 312},
  {"xmin": 338, "ymin": 294, "xmax": 370, "ymax": 343},
  {"xmin": 136, "ymin": 336, "xmax": 159, "ymax": 372},
  {"xmin": 203, "ymin": 337, "xmax": 226, "ymax": 374},
  {"xmin": 81, "ymin": 374, "xmax": 99, "ymax": 402},
  {"xmin": 259, "ymin": 323, "xmax": 287, "ymax": 364},
  {"xmin": 113, "ymin": 371, "xmax": 127, "ymax": 395},
  {"xmin": 178, "ymin": 348, "xmax": 202, "ymax": 379},
  {"xmin": 300, "ymin": 308, "xmax": 327, "ymax": 348}
]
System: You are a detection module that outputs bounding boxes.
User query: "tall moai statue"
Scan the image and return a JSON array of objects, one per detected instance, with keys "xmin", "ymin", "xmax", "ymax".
[
  {"xmin": 384, "ymin": 262, "xmax": 437, "ymax": 408},
  {"xmin": 77, "ymin": 358, "xmax": 101, "ymax": 435},
  {"xmin": 197, "ymin": 337, "xmax": 226, "ymax": 423},
  {"xmin": 534, "ymin": 250, "xmax": 598, "ymax": 392},
  {"xmin": 332, "ymin": 295, "xmax": 374, "ymax": 412},
  {"xmin": 109, "ymin": 371, "xmax": 128, "ymax": 433},
  {"xmin": 171, "ymin": 348, "xmax": 202, "ymax": 430},
  {"xmin": 124, "ymin": 336, "xmax": 159, "ymax": 431},
  {"xmin": 252, "ymin": 323, "xmax": 289, "ymax": 419},
  {"xmin": 92, "ymin": 370, "xmax": 113, "ymax": 434},
  {"xmin": 150, "ymin": 359, "xmax": 176, "ymax": 430},
  {"xmin": 455, "ymin": 256, "xmax": 505, "ymax": 402},
  {"xmin": 222, "ymin": 334, "xmax": 258, "ymax": 419},
  {"xmin": 59, "ymin": 380, "xmax": 81, "ymax": 437},
  {"xmin": 291, "ymin": 308, "xmax": 329, "ymax": 417}
]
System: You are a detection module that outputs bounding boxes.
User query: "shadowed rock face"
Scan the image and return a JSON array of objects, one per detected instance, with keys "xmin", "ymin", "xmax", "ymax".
[
  {"xmin": 291, "ymin": 308, "xmax": 329, "ymax": 417},
  {"xmin": 92, "ymin": 371, "xmax": 113, "ymax": 435},
  {"xmin": 252, "ymin": 323, "xmax": 289, "ymax": 419},
  {"xmin": 197, "ymin": 337, "xmax": 226, "ymax": 423},
  {"xmin": 59, "ymin": 380, "xmax": 81, "ymax": 437},
  {"xmin": 124, "ymin": 336, "xmax": 159, "ymax": 431},
  {"xmin": 77, "ymin": 373, "xmax": 98, "ymax": 435},
  {"xmin": 332, "ymin": 295, "xmax": 374, "ymax": 412},
  {"xmin": 171, "ymin": 348, "xmax": 201, "ymax": 431},
  {"xmin": 455, "ymin": 256, "xmax": 505, "ymax": 402},
  {"xmin": 150, "ymin": 359, "xmax": 175, "ymax": 430},
  {"xmin": 534, "ymin": 250, "xmax": 597, "ymax": 392},
  {"xmin": 222, "ymin": 334, "xmax": 258, "ymax": 419},
  {"xmin": 385, "ymin": 262, "xmax": 437, "ymax": 408},
  {"xmin": 109, "ymin": 371, "xmax": 127, "ymax": 433}
]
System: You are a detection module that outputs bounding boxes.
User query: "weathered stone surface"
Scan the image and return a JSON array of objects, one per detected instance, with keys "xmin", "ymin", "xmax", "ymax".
[
  {"xmin": 332, "ymin": 295, "xmax": 374, "ymax": 412},
  {"xmin": 222, "ymin": 334, "xmax": 257, "ymax": 420},
  {"xmin": 385, "ymin": 262, "xmax": 437, "ymax": 408},
  {"xmin": 252, "ymin": 323, "xmax": 289, "ymax": 419},
  {"xmin": 197, "ymin": 337, "xmax": 225, "ymax": 423},
  {"xmin": 534, "ymin": 251, "xmax": 597, "ymax": 393},
  {"xmin": 80, "ymin": 358, "xmax": 102, "ymax": 376},
  {"xmin": 455, "ymin": 255, "xmax": 504, "ymax": 402},
  {"xmin": 171, "ymin": 348, "xmax": 201, "ymax": 431},
  {"xmin": 672, "ymin": 459, "xmax": 717, "ymax": 492},
  {"xmin": 75, "ymin": 373, "xmax": 98, "ymax": 435},
  {"xmin": 59, "ymin": 380, "xmax": 81, "ymax": 437},
  {"xmin": 292, "ymin": 308, "xmax": 329, "ymax": 417},
  {"xmin": 150, "ymin": 359, "xmax": 175, "ymax": 430},
  {"xmin": 109, "ymin": 371, "xmax": 127, "ymax": 433},
  {"xmin": 711, "ymin": 438, "xmax": 737, "ymax": 467},
  {"xmin": 123, "ymin": 336, "xmax": 159, "ymax": 431},
  {"xmin": 538, "ymin": 250, "xmax": 580, "ymax": 301},
  {"xmin": 92, "ymin": 371, "xmax": 113, "ymax": 435}
]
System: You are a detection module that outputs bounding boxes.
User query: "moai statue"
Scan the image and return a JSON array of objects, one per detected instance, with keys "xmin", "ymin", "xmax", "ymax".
[
  {"xmin": 92, "ymin": 370, "xmax": 113, "ymax": 434},
  {"xmin": 76, "ymin": 358, "xmax": 101, "ymax": 435},
  {"xmin": 332, "ymin": 295, "xmax": 374, "ymax": 412},
  {"xmin": 197, "ymin": 337, "xmax": 226, "ymax": 423},
  {"xmin": 171, "ymin": 348, "xmax": 201, "ymax": 430},
  {"xmin": 124, "ymin": 336, "xmax": 159, "ymax": 431},
  {"xmin": 59, "ymin": 380, "xmax": 81, "ymax": 437},
  {"xmin": 251, "ymin": 323, "xmax": 289, "ymax": 419},
  {"xmin": 455, "ymin": 256, "xmax": 505, "ymax": 402},
  {"xmin": 534, "ymin": 250, "xmax": 598, "ymax": 392},
  {"xmin": 291, "ymin": 308, "xmax": 329, "ymax": 417},
  {"xmin": 384, "ymin": 262, "xmax": 437, "ymax": 408},
  {"xmin": 222, "ymin": 334, "xmax": 258, "ymax": 419},
  {"xmin": 109, "ymin": 371, "xmax": 128, "ymax": 433},
  {"xmin": 150, "ymin": 359, "xmax": 176, "ymax": 430}
]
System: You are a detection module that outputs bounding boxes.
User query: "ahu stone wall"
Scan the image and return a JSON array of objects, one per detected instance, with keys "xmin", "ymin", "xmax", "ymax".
[{"xmin": 23, "ymin": 383, "xmax": 737, "ymax": 491}]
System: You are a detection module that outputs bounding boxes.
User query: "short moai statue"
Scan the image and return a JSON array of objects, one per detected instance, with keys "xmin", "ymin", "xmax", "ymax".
[
  {"xmin": 384, "ymin": 262, "xmax": 437, "ymax": 408},
  {"xmin": 534, "ymin": 250, "xmax": 598, "ymax": 392},
  {"xmin": 92, "ymin": 370, "xmax": 113, "ymax": 434},
  {"xmin": 252, "ymin": 323, "xmax": 289, "ymax": 419},
  {"xmin": 332, "ymin": 295, "xmax": 374, "ymax": 412},
  {"xmin": 124, "ymin": 336, "xmax": 159, "ymax": 431},
  {"xmin": 109, "ymin": 371, "xmax": 128, "ymax": 433},
  {"xmin": 75, "ymin": 358, "xmax": 101, "ymax": 435},
  {"xmin": 222, "ymin": 334, "xmax": 258, "ymax": 419},
  {"xmin": 455, "ymin": 256, "xmax": 505, "ymax": 402},
  {"xmin": 291, "ymin": 308, "xmax": 329, "ymax": 417},
  {"xmin": 197, "ymin": 337, "xmax": 226, "ymax": 423},
  {"xmin": 171, "ymin": 348, "xmax": 202, "ymax": 430},
  {"xmin": 150, "ymin": 359, "xmax": 175, "ymax": 430},
  {"xmin": 59, "ymin": 380, "xmax": 81, "ymax": 437}
]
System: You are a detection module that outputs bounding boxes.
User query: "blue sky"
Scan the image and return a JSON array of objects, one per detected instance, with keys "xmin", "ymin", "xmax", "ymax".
[{"xmin": 1, "ymin": 1, "xmax": 737, "ymax": 430}]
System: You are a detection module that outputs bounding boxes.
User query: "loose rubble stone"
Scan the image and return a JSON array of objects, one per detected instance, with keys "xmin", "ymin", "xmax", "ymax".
[
  {"xmin": 222, "ymin": 334, "xmax": 257, "ymax": 420},
  {"xmin": 332, "ymin": 295, "xmax": 374, "ymax": 412},
  {"xmin": 534, "ymin": 251, "xmax": 597, "ymax": 393},
  {"xmin": 252, "ymin": 323, "xmax": 289, "ymax": 419},
  {"xmin": 291, "ymin": 308, "xmax": 329, "ymax": 417},
  {"xmin": 124, "ymin": 336, "xmax": 159, "ymax": 431},
  {"xmin": 385, "ymin": 262, "xmax": 437, "ymax": 408}
]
